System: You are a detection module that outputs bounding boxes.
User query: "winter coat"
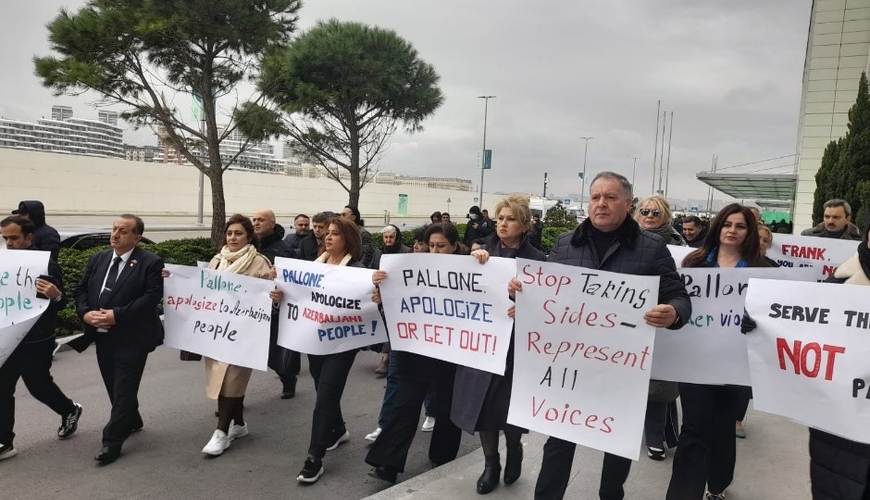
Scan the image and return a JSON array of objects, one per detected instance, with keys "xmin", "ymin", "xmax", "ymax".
[
  {"xmin": 548, "ymin": 217, "xmax": 691, "ymax": 329},
  {"xmin": 22, "ymin": 258, "xmax": 66, "ymax": 343},
  {"xmin": 801, "ymin": 222, "xmax": 863, "ymax": 240},
  {"xmin": 685, "ymin": 226, "xmax": 708, "ymax": 248},
  {"xmin": 258, "ymin": 224, "xmax": 292, "ymax": 264},
  {"xmin": 809, "ymin": 247, "xmax": 870, "ymax": 500},
  {"xmin": 646, "ymin": 222, "xmax": 686, "ymax": 246},
  {"xmin": 451, "ymin": 233, "xmax": 546, "ymax": 434}
]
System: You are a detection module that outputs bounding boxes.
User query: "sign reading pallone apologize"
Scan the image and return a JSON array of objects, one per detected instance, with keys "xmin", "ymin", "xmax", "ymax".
[
  {"xmin": 163, "ymin": 264, "xmax": 274, "ymax": 371},
  {"xmin": 273, "ymin": 257, "xmax": 384, "ymax": 355},
  {"xmin": 746, "ymin": 278, "xmax": 870, "ymax": 444},
  {"xmin": 378, "ymin": 253, "xmax": 515, "ymax": 375},
  {"xmin": 508, "ymin": 259, "xmax": 659, "ymax": 460},
  {"xmin": 0, "ymin": 250, "xmax": 49, "ymax": 368}
]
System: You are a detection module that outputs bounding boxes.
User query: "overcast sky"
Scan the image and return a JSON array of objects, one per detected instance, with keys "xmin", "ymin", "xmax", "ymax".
[{"xmin": 0, "ymin": 0, "xmax": 812, "ymax": 204}]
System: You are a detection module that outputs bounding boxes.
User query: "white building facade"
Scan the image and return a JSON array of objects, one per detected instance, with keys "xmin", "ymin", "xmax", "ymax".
[
  {"xmin": 0, "ymin": 106, "xmax": 123, "ymax": 158},
  {"xmin": 795, "ymin": 0, "xmax": 870, "ymax": 229}
]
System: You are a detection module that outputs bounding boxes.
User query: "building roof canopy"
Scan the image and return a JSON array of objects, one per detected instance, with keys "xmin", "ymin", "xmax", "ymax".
[{"xmin": 696, "ymin": 172, "xmax": 797, "ymax": 201}]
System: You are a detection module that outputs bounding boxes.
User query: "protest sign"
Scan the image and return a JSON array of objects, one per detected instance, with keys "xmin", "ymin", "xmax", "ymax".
[
  {"xmin": 163, "ymin": 264, "xmax": 273, "ymax": 371},
  {"xmin": 651, "ymin": 267, "xmax": 816, "ymax": 386},
  {"xmin": 273, "ymin": 257, "xmax": 384, "ymax": 355},
  {"xmin": 746, "ymin": 278, "xmax": 870, "ymax": 444},
  {"xmin": 378, "ymin": 253, "xmax": 515, "ymax": 375},
  {"xmin": 766, "ymin": 233, "xmax": 857, "ymax": 281},
  {"xmin": 507, "ymin": 259, "xmax": 659, "ymax": 460},
  {"xmin": 0, "ymin": 250, "xmax": 50, "ymax": 368},
  {"xmin": 667, "ymin": 245, "xmax": 694, "ymax": 266}
]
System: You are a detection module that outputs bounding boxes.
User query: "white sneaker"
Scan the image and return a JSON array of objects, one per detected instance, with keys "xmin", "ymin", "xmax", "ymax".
[
  {"xmin": 421, "ymin": 416, "xmax": 435, "ymax": 432},
  {"xmin": 202, "ymin": 429, "xmax": 231, "ymax": 456},
  {"xmin": 228, "ymin": 423, "xmax": 248, "ymax": 441},
  {"xmin": 365, "ymin": 427, "xmax": 382, "ymax": 442}
]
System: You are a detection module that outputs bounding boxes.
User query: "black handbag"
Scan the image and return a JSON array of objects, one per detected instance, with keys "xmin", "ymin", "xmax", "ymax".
[{"xmin": 179, "ymin": 350, "xmax": 202, "ymax": 362}]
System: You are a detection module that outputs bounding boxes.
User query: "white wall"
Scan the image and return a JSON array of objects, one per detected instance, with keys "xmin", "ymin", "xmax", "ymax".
[
  {"xmin": 795, "ymin": 0, "xmax": 870, "ymax": 229},
  {"xmin": 0, "ymin": 149, "xmax": 503, "ymax": 224}
]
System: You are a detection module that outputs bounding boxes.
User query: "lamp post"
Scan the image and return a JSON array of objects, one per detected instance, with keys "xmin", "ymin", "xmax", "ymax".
[
  {"xmin": 579, "ymin": 136, "xmax": 593, "ymax": 215},
  {"xmin": 478, "ymin": 95, "xmax": 496, "ymax": 207},
  {"xmin": 447, "ymin": 197, "xmax": 451, "ymax": 213},
  {"xmin": 631, "ymin": 157, "xmax": 639, "ymax": 191},
  {"xmin": 543, "ymin": 172, "xmax": 549, "ymax": 198}
]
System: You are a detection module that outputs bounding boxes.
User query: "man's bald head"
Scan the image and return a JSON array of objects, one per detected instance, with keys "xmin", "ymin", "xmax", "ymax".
[{"xmin": 252, "ymin": 209, "xmax": 276, "ymax": 237}]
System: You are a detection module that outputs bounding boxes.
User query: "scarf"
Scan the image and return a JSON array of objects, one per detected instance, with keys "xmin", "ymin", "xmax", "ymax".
[
  {"xmin": 316, "ymin": 252, "xmax": 353, "ymax": 266},
  {"xmin": 217, "ymin": 244, "xmax": 259, "ymax": 274},
  {"xmin": 833, "ymin": 242, "xmax": 870, "ymax": 285}
]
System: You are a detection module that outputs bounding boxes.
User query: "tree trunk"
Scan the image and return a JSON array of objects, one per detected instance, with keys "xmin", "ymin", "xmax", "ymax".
[
  {"xmin": 348, "ymin": 125, "xmax": 361, "ymax": 207},
  {"xmin": 208, "ymin": 168, "xmax": 226, "ymax": 248}
]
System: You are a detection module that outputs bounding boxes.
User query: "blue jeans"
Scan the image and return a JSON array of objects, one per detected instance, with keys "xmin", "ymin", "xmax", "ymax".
[{"xmin": 377, "ymin": 351, "xmax": 400, "ymax": 428}]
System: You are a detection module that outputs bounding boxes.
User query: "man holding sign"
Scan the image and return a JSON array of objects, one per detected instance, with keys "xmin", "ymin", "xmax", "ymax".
[
  {"xmin": 514, "ymin": 172, "xmax": 690, "ymax": 500},
  {"xmin": 0, "ymin": 216, "xmax": 81, "ymax": 461}
]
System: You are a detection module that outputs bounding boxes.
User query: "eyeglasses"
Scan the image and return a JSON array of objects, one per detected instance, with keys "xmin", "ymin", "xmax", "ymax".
[{"xmin": 639, "ymin": 208, "xmax": 662, "ymax": 217}]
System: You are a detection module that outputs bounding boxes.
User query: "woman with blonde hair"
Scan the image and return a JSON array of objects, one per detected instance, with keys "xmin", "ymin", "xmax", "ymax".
[{"xmin": 635, "ymin": 195, "xmax": 685, "ymax": 246}]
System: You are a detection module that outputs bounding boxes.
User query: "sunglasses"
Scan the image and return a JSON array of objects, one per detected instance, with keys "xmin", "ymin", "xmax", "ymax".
[{"xmin": 639, "ymin": 208, "xmax": 662, "ymax": 217}]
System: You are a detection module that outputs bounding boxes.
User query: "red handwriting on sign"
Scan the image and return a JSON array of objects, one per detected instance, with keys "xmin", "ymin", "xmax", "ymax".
[
  {"xmin": 531, "ymin": 396, "xmax": 614, "ymax": 433},
  {"xmin": 822, "ymin": 265, "xmax": 837, "ymax": 277},
  {"xmin": 395, "ymin": 322, "xmax": 498, "ymax": 354},
  {"xmin": 542, "ymin": 300, "xmax": 617, "ymax": 327},
  {"xmin": 776, "ymin": 338, "xmax": 845, "ymax": 381},
  {"xmin": 520, "ymin": 264, "xmax": 572, "ymax": 296},
  {"xmin": 780, "ymin": 245, "xmax": 826, "ymax": 261}
]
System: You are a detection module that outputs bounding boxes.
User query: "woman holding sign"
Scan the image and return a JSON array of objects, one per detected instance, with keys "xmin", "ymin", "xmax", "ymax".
[
  {"xmin": 289, "ymin": 216, "xmax": 366, "ymax": 484},
  {"xmin": 201, "ymin": 214, "xmax": 275, "ymax": 457},
  {"xmin": 452, "ymin": 195, "xmax": 546, "ymax": 494},
  {"xmin": 666, "ymin": 204, "xmax": 770, "ymax": 500}
]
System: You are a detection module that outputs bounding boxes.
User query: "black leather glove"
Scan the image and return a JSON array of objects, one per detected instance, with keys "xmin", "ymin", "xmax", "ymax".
[{"xmin": 740, "ymin": 313, "xmax": 757, "ymax": 335}]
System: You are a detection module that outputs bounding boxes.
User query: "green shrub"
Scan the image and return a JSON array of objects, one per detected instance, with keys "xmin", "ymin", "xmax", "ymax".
[
  {"xmin": 541, "ymin": 227, "xmax": 574, "ymax": 253},
  {"xmin": 55, "ymin": 237, "xmax": 215, "ymax": 336}
]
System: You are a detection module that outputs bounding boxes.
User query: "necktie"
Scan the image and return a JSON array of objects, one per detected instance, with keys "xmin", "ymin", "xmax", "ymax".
[{"xmin": 99, "ymin": 256, "xmax": 123, "ymax": 307}]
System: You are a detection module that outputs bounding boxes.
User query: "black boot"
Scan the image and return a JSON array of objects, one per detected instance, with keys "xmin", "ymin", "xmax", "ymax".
[
  {"xmin": 281, "ymin": 376, "xmax": 297, "ymax": 399},
  {"xmin": 476, "ymin": 454, "xmax": 501, "ymax": 495},
  {"xmin": 503, "ymin": 445, "xmax": 523, "ymax": 485}
]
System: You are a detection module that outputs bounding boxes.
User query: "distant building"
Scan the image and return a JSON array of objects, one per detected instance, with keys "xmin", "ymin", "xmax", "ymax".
[
  {"xmin": 98, "ymin": 110, "xmax": 119, "ymax": 127},
  {"xmin": 155, "ymin": 125, "xmax": 286, "ymax": 173},
  {"xmin": 124, "ymin": 145, "xmax": 162, "ymax": 162},
  {"xmin": 0, "ymin": 106, "xmax": 123, "ymax": 158}
]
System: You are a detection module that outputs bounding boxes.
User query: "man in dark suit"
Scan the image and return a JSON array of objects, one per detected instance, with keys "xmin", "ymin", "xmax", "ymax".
[{"xmin": 71, "ymin": 214, "xmax": 164, "ymax": 464}]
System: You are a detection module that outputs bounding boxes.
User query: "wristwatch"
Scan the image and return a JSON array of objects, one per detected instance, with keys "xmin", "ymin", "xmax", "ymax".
[{"xmin": 53, "ymin": 292, "xmax": 63, "ymax": 303}]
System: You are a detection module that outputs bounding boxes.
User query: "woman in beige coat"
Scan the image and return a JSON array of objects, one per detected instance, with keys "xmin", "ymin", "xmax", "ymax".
[{"xmin": 201, "ymin": 214, "xmax": 275, "ymax": 456}]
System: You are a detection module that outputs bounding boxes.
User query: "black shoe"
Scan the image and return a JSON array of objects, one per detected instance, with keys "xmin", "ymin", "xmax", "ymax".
[
  {"xmin": 58, "ymin": 403, "xmax": 83, "ymax": 439},
  {"xmin": 130, "ymin": 424, "xmax": 144, "ymax": 434},
  {"xmin": 94, "ymin": 446, "xmax": 121, "ymax": 464},
  {"xmin": 281, "ymin": 377, "xmax": 297, "ymax": 399},
  {"xmin": 503, "ymin": 445, "xmax": 523, "ymax": 485},
  {"xmin": 476, "ymin": 456, "xmax": 501, "ymax": 495},
  {"xmin": 368, "ymin": 465, "xmax": 398, "ymax": 484},
  {"xmin": 0, "ymin": 442, "xmax": 17, "ymax": 461},
  {"xmin": 296, "ymin": 456, "xmax": 324, "ymax": 483},
  {"xmin": 647, "ymin": 446, "xmax": 666, "ymax": 461}
]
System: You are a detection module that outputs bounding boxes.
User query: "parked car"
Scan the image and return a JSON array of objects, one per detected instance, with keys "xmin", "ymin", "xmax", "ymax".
[{"xmin": 1, "ymin": 228, "xmax": 155, "ymax": 250}]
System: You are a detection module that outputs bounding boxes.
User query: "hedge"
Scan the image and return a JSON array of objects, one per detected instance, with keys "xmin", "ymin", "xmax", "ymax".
[{"xmin": 370, "ymin": 223, "xmax": 574, "ymax": 254}]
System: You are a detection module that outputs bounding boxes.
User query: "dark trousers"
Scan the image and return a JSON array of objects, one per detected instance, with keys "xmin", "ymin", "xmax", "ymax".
[
  {"xmin": 96, "ymin": 343, "xmax": 148, "ymax": 448},
  {"xmin": 666, "ymin": 383, "xmax": 743, "ymax": 499},
  {"xmin": 645, "ymin": 400, "xmax": 680, "ymax": 449},
  {"xmin": 268, "ymin": 319, "xmax": 300, "ymax": 382},
  {"xmin": 533, "ymin": 436, "xmax": 631, "ymax": 500},
  {"xmin": 377, "ymin": 350, "xmax": 400, "ymax": 429},
  {"xmin": 307, "ymin": 349, "xmax": 357, "ymax": 459},
  {"xmin": 366, "ymin": 351, "xmax": 461, "ymax": 472},
  {"xmin": 0, "ymin": 338, "xmax": 75, "ymax": 445}
]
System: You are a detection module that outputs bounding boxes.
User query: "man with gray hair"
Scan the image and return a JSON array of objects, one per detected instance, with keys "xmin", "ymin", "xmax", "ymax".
[{"xmin": 801, "ymin": 199, "xmax": 862, "ymax": 240}]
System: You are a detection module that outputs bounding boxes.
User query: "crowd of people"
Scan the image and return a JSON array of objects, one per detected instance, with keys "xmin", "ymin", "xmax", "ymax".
[{"xmin": 1, "ymin": 184, "xmax": 868, "ymax": 500}]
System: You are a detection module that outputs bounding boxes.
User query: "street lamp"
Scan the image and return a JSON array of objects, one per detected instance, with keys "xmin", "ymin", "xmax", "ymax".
[
  {"xmin": 631, "ymin": 157, "xmax": 639, "ymax": 192},
  {"xmin": 447, "ymin": 197, "xmax": 451, "ymax": 213},
  {"xmin": 579, "ymin": 136, "xmax": 593, "ymax": 215},
  {"xmin": 478, "ymin": 95, "xmax": 496, "ymax": 208}
]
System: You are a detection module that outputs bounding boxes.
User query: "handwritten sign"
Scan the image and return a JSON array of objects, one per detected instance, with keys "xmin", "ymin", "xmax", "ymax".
[
  {"xmin": 651, "ymin": 267, "xmax": 816, "ymax": 386},
  {"xmin": 507, "ymin": 259, "xmax": 659, "ymax": 460},
  {"xmin": 765, "ymin": 233, "xmax": 858, "ymax": 281},
  {"xmin": 378, "ymin": 253, "xmax": 515, "ymax": 375},
  {"xmin": 0, "ymin": 250, "xmax": 50, "ymax": 368},
  {"xmin": 667, "ymin": 245, "xmax": 694, "ymax": 266},
  {"xmin": 746, "ymin": 278, "xmax": 870, "ymax": 444},
  {"xmin": 162, "ymin": 264, "xmax": 273, "ymax": 371},
  {"xmin": 273, "ymin": 257, "xmax": 384, "ymax": 355}
]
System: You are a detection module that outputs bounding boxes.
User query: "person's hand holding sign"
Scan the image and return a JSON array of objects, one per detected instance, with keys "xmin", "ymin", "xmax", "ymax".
[{"xmin": 643, "ymin": 304, "xmax": 678, "ymax": 328}]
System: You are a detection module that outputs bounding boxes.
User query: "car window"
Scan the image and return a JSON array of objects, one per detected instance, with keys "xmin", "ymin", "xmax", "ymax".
[{"xmin": 69, "ymin": 235, "xmax": 111, "ymax": 251}]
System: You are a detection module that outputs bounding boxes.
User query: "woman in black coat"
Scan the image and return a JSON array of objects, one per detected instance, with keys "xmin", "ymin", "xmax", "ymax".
[{"xmin": 452, "ymin": 195, "xmax": 546, "ymax": 495}]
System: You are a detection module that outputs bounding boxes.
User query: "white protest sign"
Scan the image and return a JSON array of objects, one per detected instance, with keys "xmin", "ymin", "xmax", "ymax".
[
  {"xmin": 651, "ymin": 267, "xmax": 816, "ymax": 386},
  {"xmin": 746, "ymin": 278, "xmax": 870, "ymax": 444},
  {"xmin": 766, "ymin": 233, "xmax": 858, "ymax": 281},
  {"xmin": 378, "ymin": 253, "xmax": 515, "ymax": 375},
  {"xmin": 0, "ymin": 250, "xmax": 50, "ymax": 368},
  {"xmin": 508, "ymin": 259, "xmax": 659, "ymax": 460},
  {"xmin": 162, "ymin": 264, "xmax": 273, "ymax": 371},
  {"xmin": 667, "ymin": 245, "xmax": 694, "ymax": 266},
  {"xmin": 273, "ymin": 257, "xmax": 384, "ymax": 355}
]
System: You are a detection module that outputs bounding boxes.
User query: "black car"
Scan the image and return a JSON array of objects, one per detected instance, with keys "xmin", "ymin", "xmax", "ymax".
[{"xmin": 58, "ymin": 229, "xmax": 155, "ymax": 250}]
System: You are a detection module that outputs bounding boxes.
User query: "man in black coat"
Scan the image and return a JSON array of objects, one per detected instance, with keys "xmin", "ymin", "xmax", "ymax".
[
  {"xmin": 12, "ymin": 200, "xmax": 60, "ymax": 260},
  {"xmin": 464, "ymin": 205, "xmax": 494, "ymax": 246},
  {"xmin": 518, "ymin": 172, "xmax": 691, "ymax": 500},
  {"xmin": 0, "ymin": 216, "xmax": 81, "ymax": 461},
  {"xmin": 252, "ymin": 209, "xmax": 300, "ymax": 398},
  {"xmin": 70, "ymin": 214, "xmax": 164, "ymax": 465},
  {"xmin": 283, "ymin": 214, "xmax": 319, "ymax": 261}
]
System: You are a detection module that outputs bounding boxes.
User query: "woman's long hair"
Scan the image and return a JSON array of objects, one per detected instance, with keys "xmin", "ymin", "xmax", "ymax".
[
  {"xmin": 319, "ymin": 216, "xmax": 363, "ymax": 262},
  {"xmin": 220, "ymin": 214, "xmax": 259, "ymax": 250},
  {"xmin": 683, "ymin": 204, "xmax": 766, "ymax": 267}
]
